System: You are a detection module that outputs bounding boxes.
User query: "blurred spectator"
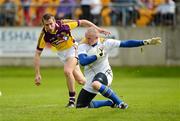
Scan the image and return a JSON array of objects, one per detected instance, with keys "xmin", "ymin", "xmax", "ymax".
[
  {"xmin": 153, "ymin": 0, "xmax": 176, "ymax": 25},
  {"xmin": 31, "ymin": 0, "xmax": 48, "ymax": 26},
  {"xmin": 111, "ymin": 0, "xmax": 140, "ymax": 26},
  {"xmin": 56, "ymin": 0, "xmax": 76, "ymax": 20},
  {"xmin": 143, "ymin": 0, "xmax": 154, "ymax": 9},
  {"xmin": 136, "ymin": 0, "xmax": 155, "ymax": 26},
  {"xmin": 153, "ymin": 0, "xmax": 165, "ymax": 7},
  {"xmin": 21, "ymin": 0, "xmax": 31, "ymax": 26},
  {"xmin": 128, "ymin": 0, "xmax": 141, "ymax": 26},
  {"xmin": 0, "ymin": 0, "xmax": 5, "ymax": 26},
  {"xmin": 80, "ymin": 0, "xmax": 92, "ymax": 21},
  {"xmin": 14, "ymin": 0, "xmax": 24, "ymax": 26},
  {"xmin": 74, "ymin": 0, "xmax": 82, "ymax": 19},
  {"xmin": 0, "ymin": 0, "xmax": 5, "ymax": 4},
  {"xmin": 90, "ymin": 0, "xmax": 102, "ymax": 25},
  {"xmin": 101, "ymin": 0, "xmax": 112, "ymax": 26},
  {"xmin": 0, "ymin": 0, "xmax": 178, "ymax": 27},
  {"xmin": 46, "ymin": 0, "xmax": 59, "ymax": 16},
  {"xmin": 1, "ymin": 0, "xmax": 17, "ymax": 26}
]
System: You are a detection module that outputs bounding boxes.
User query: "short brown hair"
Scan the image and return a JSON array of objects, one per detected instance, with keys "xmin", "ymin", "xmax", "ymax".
[{"xmin": 42, "ymin": 13, "xmax": 54, "ymax": 23}]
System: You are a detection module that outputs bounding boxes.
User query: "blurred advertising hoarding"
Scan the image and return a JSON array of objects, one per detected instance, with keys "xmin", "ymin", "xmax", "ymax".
[{"xmin": 0, "ymin": 27, "xmax": 119, "ymax": 57}]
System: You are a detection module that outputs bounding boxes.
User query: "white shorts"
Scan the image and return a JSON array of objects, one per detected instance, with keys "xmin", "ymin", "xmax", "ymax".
[
  {"xmin": 83, "ymin": 69, "xmax": 113, "ymax": 94},
  {"xmin": 57, "ymin": 45, "xmax": 77, "ymax": 64}
]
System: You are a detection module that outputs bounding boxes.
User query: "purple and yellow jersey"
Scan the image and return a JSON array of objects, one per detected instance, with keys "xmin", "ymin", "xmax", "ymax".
[{"xmin": 36, "ymin": 20, "xmax": 79, "ymax": 51}]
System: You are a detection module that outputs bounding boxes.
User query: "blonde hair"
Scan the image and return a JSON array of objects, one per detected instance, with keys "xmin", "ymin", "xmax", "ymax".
[
  {"xmin": 85, "ymin": 27, "xmax": 99, "ymax": 37},
  {"xmin": 79, "ymin": 27, "xmax": 99, "ymax": 44},
  {"xmin": 79, "ymin": 27, "xmax": 107, "ymax": 44}
]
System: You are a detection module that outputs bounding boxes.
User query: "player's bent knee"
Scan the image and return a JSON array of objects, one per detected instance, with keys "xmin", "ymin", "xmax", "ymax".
[
  {"xmin": 92, "ymin": 81, "xmax": 101, "ymax": 90},
  {"xmin": 77, "ymin": 79, "xmax": 86, "ymax": 85},
  {"xmin": 92, "ymin": 72, "xmax": 108, "ymax": 85},
  {"xmin": 64, "ymin": 69, "xmax": 73, "ymax": 76}
]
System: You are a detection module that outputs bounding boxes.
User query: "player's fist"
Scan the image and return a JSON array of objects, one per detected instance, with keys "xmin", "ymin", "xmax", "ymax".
[
  {"xmin": 143, "ymin": 37, "xmax": 161, "ymax": 45},
  {"xmin": 35, "ymin": 74, "xmax": 41, "ymax": 86}
]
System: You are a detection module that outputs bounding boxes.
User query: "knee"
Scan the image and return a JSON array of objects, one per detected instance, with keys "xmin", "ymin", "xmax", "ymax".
[
  {"xmin": 92, "ymin": 81, "xmax": 101, "ymax": 91},
  {"xmin": 64, "ymin": 68, "xmax": 73, "ymax": 76},
  {"xmin": 77, "ymin": 78, "xmax": 86, "ymax": 85}
]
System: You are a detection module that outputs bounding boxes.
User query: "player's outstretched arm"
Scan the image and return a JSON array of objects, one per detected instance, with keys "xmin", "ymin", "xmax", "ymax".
[
  {"xmin": 119, "ymin": 37, "xmax": 162, "ymax": 48},
  {"xmin": 34, "ymin": 50, "xmax": 42, "ymax": 86},
  {"xmin": 79, "ymin": 20, "xmax": 111, "ymax": 35}
]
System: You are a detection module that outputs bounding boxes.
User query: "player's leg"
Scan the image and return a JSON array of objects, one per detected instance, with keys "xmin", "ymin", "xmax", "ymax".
[
  {"xmin": 64, "ymin": 57, "xmax": 78, "ymax": 107},
  {"xmin": 57, "ymin": 47, "xmax": 79, "ymax": 107},
  {"xmin": 72, "ymin": 43, "xmax": 86, "ymax": 85},
  {"xmin": 63, "ymin": 45, "xmax": 82, "ymax": 107},
  {"xmin": 76, "ymin": 88, "xmax": 113, "ymax": 108},
  {"xmin": 89, "ymin": 100, "xmax": 114, "ymax": 108},
  {"xmin": 92, "ymin": 72, "xmax": 128, "ymax": 109},
  {"xmin": 76, "ymin": 88, "xmax": 96, "ymax": 108},
  {"xmin": 73, "ymin": 64, "xmax": 86, "ymax": 85}
]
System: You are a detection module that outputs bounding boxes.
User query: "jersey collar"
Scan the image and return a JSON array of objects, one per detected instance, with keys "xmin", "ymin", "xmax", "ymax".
[{"xmin": 91, "ymin": 38, "xmax": 100, "ymax": 47}]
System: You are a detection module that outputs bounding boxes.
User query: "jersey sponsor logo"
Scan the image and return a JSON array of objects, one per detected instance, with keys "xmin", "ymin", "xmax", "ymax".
[
  {"xmin": 63, "ymin": 36, "xmax": 69, "ymax": 41},
  {"xmin": 49, "ymin": 37, "xmax": 56, "ymax": 41},
  {"xmin": 51, "ymin": 39, "xmax": 63, "ymax": 46},
  {"xmin": 48, "ymin": 32, "xmax": 70, "ymax": 46}
]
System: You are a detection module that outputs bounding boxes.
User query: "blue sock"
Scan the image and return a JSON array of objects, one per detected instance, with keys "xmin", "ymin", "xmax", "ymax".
[
  {"xmin": 98, "ymin": 84, "xmax": 122, "ymax": 105},
  {"xmin": 89, "ymin": 100, "xmax": 113, "ymax": 108}
]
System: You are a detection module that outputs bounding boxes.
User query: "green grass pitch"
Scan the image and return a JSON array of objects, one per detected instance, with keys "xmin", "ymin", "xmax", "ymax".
[{"xmin": 0, "ymin": 66, "xmax": 180, "ymax": 121}]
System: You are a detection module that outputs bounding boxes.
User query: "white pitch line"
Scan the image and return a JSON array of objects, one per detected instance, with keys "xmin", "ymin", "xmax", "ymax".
[
  {"xmin": 4, "ymin": 104, "xmax": 59, "ymax": 110},
  {"xmin": 26, "ymin": 104, "xmax": 59, "ymax": 109}
]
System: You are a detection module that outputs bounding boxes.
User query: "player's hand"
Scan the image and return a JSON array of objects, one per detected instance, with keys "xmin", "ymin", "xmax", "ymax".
[
  {"xmin": 98, "ymin": 28, "xmax": 111, "ymax": 36},
  {"xmin": 35, "ymin": 74, "xmax": 41, "ymax": 86},
  {"xmin": 96, "ymin": 46, "xmax": 104, "ymax": 58},
  {"xmin": 143, "ymin": 37, "xmax": 162, "ymax": 45}
]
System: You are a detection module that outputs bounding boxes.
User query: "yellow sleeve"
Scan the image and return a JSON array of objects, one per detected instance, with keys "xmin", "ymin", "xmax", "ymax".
[
  {"xmin": 100, "ymin": 37, "xmax": 106, "ymax": 43},
  {"xmin": 36, "ymin": 30, "xmax": 45, "ymax": 51},
  {"xmin": 79, "ymin": 37, "xmax": 87, "ymax": 44},
  {"xmin": 62, "ymin": 19, "xmax": 79, "ymax": 30}
]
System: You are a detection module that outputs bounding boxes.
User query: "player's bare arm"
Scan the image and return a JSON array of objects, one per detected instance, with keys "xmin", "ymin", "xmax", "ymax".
[
  {"xmin": 34, "ymin": 50, "xmax": 42, "ymax": 86},
  {"xmin": 79, "ymin": 20, "xmax": 111, "ymax": 35},
  {"xmin": 33, "ymin": 29, "xmax": 45, "ymax": 86}
]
